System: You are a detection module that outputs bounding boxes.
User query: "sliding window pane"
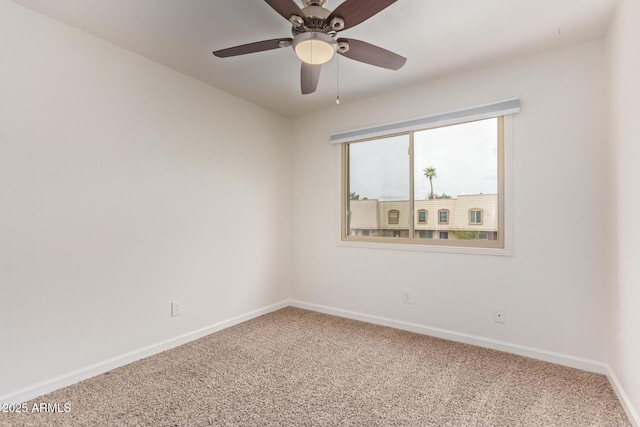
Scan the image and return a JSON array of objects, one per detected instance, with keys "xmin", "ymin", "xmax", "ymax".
[
  {"xmin": 413, "ymin": 118, "xmax": 499, "ymax": 242},
  {"xmin": 347, "ymin": 134, "xmax": 410, "ymax": 239}
]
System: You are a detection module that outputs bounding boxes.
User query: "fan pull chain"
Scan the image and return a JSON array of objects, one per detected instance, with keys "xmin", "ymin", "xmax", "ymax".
[{"xmin": 336, "ymin": 55, "xmax": 341, "ymax": 105}]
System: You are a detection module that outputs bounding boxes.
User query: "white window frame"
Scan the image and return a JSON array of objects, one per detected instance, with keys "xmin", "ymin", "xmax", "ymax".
[
  {"xmin": 417, "ymin": 209, "xmax": 427, "ymax": 223},
  {"xmin": 469, "ymin": 209, "xmax": 483, "ymax": 225},
  {"xmin": 419, "ymin": 230, "xmax": 433, "ymax": 239},
  {"xmin": 335, "ymin": 100, "xmax": 516, "ymax": 256},
  {"xmin": 438, "ymin": 209, "xmax": 450, "ymax": 225}
]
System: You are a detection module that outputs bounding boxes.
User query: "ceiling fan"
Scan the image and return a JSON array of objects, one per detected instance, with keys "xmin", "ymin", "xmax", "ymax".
[{"xmin": 213, "ymin": 0, "xmax": 406, "ymax": 95}]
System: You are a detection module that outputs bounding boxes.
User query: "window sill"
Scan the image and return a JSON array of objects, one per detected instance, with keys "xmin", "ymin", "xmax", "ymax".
[{"xmin": 337, "ymin": 239, "xmax": 513, "ymax": 256}]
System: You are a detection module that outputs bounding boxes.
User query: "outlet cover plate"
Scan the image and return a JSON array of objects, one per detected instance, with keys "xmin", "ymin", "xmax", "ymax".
[
  {"xmin": 171, "ymin": 300, "xmax": 183, "ymax": 317},
  {"xmin": 402, "ymin": 289, "xmax": 412, "ymax": 304}
]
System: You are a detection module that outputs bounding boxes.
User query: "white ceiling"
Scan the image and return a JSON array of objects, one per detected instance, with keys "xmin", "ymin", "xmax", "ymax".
[{"xmin": 10, "ymin": 0, "xmax": 618, "ymax": 118}]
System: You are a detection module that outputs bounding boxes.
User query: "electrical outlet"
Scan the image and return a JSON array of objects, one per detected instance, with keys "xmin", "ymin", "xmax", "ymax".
[
  {"xmin": 493, "ymin": 307, "xmax": 506, "ymax": 324},
  {"xmin": 171, "ymin": 300, "xmax": 183, "ymax": 317},
  {"xmin": 402, "ymin": 289, "xmax": 412, "ymax": 304}
]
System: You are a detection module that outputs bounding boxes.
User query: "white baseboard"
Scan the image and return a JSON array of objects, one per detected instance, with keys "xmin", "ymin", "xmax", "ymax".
[
  {"xmin": 0, "ymin": 300, "xmax": 289, "ymax": 405},
  {"xmin": 289, "ymin": 300, "xmax": 608, "ymax": 374},
  {"xmin": 607, "ymin": 366, "xmax": 640, "ymax": 427}
]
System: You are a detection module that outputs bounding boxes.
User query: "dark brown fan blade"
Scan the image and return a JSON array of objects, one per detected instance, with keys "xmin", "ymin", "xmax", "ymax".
[
  {"xmin": 213, "ymin": 38, "xmax": 293, "ymax": 58},
  {"xmin": 264, "ymin": 0, "xmax": 306, "ymax": 22},
  {"xmin": 327, "ymin": 0, "xmax": 396, "ymax": 31},
  {"xmin": 301, "ymin": 62, "xmax": 322, "ymax": 94},
  {"xmin": 337, "ymin": 38, "xmax": 406, "ymax": 70}
]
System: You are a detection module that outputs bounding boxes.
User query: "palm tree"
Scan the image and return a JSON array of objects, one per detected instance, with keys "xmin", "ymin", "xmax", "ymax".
[{"xmin": 423, "ymin": 167, "xmax": 437, "ymax": 199}]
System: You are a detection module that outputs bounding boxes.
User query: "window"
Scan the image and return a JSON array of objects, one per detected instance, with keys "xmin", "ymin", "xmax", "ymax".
[
  {"xmin": 438, "ymin": 209, "xmax": 449, "ymax": 224},
  {"xmin": 339, "ymin": 100, "xmax": 516, "ymax": 251},
  {"xmin": 388, "ymin": 210, "xmax": 400, "ymax": 224},
  {"xmin": 343, "ymin": 117, "xmax": 503, "ymax": 248},
  {"xmin": 469, "ymin": 209, "xmax": 483, "ymax": 224}
]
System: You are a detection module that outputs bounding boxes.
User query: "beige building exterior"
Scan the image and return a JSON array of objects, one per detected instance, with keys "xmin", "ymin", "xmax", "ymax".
[{"xmin": 348, "ymin": 194, "xmax": 498, "ymax": 241}]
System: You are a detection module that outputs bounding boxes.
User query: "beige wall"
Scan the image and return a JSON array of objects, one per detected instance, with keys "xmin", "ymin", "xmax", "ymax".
[{"xmin": 607, "ymin": 0, "xmax": 640, "ymax": 420}]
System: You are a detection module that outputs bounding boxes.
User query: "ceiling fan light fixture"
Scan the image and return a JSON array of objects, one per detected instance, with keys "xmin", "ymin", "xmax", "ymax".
[{"xmin": 293, "ymin": 32, "xmax": 336, "ymax": 65}]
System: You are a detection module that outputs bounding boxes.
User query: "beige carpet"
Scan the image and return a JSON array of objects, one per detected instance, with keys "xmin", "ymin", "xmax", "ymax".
[{"xmin": 1, "ymin": 307, "xmax": 631, "ymax": 426}]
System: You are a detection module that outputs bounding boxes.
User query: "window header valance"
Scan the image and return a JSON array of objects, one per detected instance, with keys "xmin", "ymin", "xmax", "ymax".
[{"xmin": 329, "ymin": 98, "xmax": 520, "ymax": 144}]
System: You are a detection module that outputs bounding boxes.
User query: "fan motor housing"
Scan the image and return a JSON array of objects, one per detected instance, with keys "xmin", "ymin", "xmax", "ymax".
[
  {"xmin": 302, "ymin": 0, "xmax": 327, "ymax": 7},
  {"xmin": 292, "ymin": 4, "xmax": 332, "ymax": 35},
  {"xmin": 302, "ymin": 5, "xmax": 331, "ymax": 21}
]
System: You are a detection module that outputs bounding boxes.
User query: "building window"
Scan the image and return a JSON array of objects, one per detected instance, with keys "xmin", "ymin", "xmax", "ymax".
[
  {"xmin": 342, "ymin": 115, "xmax": 507, "ymax": 250},
  {"xmin": 362, "ymin": 230, "xmax": 370, "ymax": 237},
  {"xmin": 469, "ymin": 209, "xmax": 483, "ymax": 225},
  {"xmin": 418, "ymin": 230, "xmax": 433, "ymax": 239},
  {"xmin": 388, "ymin": 210, "xmax": 400, "ymax": 225},
  {"xmin": 438, "ymin": 209, "xmax": 449, "ymax": 224}
]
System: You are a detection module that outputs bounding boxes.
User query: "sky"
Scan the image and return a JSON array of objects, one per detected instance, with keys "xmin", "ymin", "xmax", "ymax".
[{"xmin": 349, "ymin": 118, "xmax": 498, "ymax": 201}]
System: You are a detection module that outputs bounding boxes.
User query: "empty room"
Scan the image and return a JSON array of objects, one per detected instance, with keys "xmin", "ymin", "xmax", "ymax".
[{"xmin": 1, "ymin": 0, "xmax": 638, "ymax": 425}]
